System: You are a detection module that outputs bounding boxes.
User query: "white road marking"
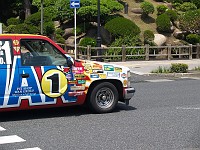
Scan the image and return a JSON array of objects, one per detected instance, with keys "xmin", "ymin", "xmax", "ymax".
[
  {"xmin": 181, "ymin": 77, "xmax": 200, "ymax": 80},
  {"xmin": 0, "ymin": 135, "xmax": 26, "ymax": 144},
  {"xmin": 176, "ymin": 107, "xmax": 200, "ymax": 110},
  {"xmin": 0, "ymin": 126, "xmax": 6, "ymax": 131},
  {"xmin": 146, "ymin": 79, "xmax": 173, "ymax": 82},
  {"xmin": 18, "ymin": 147, "xmax": 42, "ymax": 150}
]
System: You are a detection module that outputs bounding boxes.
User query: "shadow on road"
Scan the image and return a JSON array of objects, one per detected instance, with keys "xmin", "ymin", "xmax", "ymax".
[{"xmin": 0, "ymin": 104, "xmax": 136, "ymax": 122}]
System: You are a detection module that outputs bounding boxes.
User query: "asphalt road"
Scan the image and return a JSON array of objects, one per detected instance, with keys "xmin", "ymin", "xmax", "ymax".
[{"xmin": 1, "ymin": 77, "xmax": 200, "ymax": 150}]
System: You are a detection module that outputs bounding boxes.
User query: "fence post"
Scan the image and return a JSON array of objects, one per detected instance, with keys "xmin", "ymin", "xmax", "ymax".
[
  {"xmin": 196, "ymin": 43, "xmax": 200, "ymax": 59},
  {"xmin": 122, "ymin": 45, "xmax": 126, "ymax": 62},
  {"xmin": 167, "ymin": 44, "xmax": 172, "ymax": 60},
  {"xmin": 124, "ymin": 3, "xmax": 128, "ymax": 14},
  {"xmin": 145, "ymin": 44, "xmax": 149, "ymax": 61},
  {"xmin": 64, "ymin": 43, "xmax": 67, "ymax": 52},
  {"xmin": 87, "ymin": 45, "xmax": 91, "ymax": 60},
  {"xmin": 189, "ymin": 44, "xmax": 192, "ymax": 59}
]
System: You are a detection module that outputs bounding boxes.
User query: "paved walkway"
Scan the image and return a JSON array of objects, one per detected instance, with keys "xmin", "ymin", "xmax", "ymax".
[{"xmin": 111, "ymin": 59, "xmax": 200, "ymax": 75}]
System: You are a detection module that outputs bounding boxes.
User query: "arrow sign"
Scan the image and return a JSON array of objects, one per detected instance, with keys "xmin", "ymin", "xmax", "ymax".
[{"xmin": 70, "ymin": 0, "xmax": 80, "ymax": 8}]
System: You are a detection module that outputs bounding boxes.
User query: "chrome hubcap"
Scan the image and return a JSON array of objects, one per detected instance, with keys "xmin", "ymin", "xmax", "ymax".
[{"xmin": 96, "ymin": 87, "xmax": 114, "ymax": 109}]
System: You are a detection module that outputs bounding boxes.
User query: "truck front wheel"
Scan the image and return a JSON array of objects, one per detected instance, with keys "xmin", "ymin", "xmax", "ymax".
[{"xmin": 88, "ymin": 82, "xmax": 119, "ymax": 113}]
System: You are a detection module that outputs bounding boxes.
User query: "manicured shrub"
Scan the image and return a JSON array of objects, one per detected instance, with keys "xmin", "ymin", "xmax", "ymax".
[
  {"xmin": 156, "ymin": 5, "xmax": 168, "ymax": 15},
  {"xmin": 178, "ymin": 2, "xmax": 197, "ymax": 11},
  {"xmin": 6, "ymin": 25, "xmax": 16, "ymax": 33},
  {"xmin": 186, "ymin": 34, "xmax": 200, "ymax": 44},
  {"xmin": 164, "ymin": 9, "xmax": 178, "ymax": 22},
  {"xmin": 140, "ymin": 1, "xmax": 155, "ymax": 16},
  {"xmin": 25, "ymin": 12, "xmax": 52, "ymax": 26},
  {"xmin": 156, "ymin": 14, "xmax": 171, "ymax": 32},
  {"xmin": 7, "ymin": 18, "xmax": 20, "ymax": 26},
  {"xmin": 105, "ymin": 17, "xmax": 141, "ymax": 38},
  {"xmin": 143, "ymin": 30, "xmax": 154, "ymax": 44},
  {"xmin": 170, "ymin": 63, "xmax": 188, "ymax": 73},
  {"xmin": 79, "ymin": 37, "xmax": 97, "ymax": 47}
]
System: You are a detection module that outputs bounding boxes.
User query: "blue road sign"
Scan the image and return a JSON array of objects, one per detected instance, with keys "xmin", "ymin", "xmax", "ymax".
[{"xmin": 70, "ymin": 0, "xmax": 80, "ymax": 8}]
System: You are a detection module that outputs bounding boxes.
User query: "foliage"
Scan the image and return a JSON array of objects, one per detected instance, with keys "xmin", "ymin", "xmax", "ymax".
[
  {"xmin": 107, "ymin": 35, "xmax": 144, "ymax": 60},
  {"xmin": 24, "ymin": 12, "xmax": 52, "ymax": 26},
  {"xmin": 151, "ymin": 63, "xmax": 188, "ymax": 73},
  {"xmin": 7, "ymin": 18, "xmax": 20, "ymax": 26},
  {"xmin": 151, "ymin": 66, "xmax": 170, "ymax": 73},
  {"xmin": 56, "ymin": 34, "xmax": 65, "ymax": 44},
  {"xmin": 33, "ymin": 0, "xmax": 73, "ymax": 21},
  {"xmin": 143, "ymin": 30, "xmax": 155, "ymax": 44},
  {"xmin": 156, "ymin": 5, "xmax": 168, "ymax": 15},
  {"xmin": 55, "ymin": 28, "xmax": 64, "ymax": 36},
  {"xmin": 156, "ymin": 14, "xmax": 171, "ymax": 32},
  {"xmin": 179, "ymin": 9, "xmax": 200, "ymax": 34},
  {"xmin": 186, "ymin": 34, "xmax": 200, "ymax": 44},
  {"xmin": 140, "ymin": 1, "xmax": 155, "ymax": 16},
  {"xmin": 178, "ymin": 2, "xmax": 197, "ymax": 11},
  {"xmin": 79, "ymin": 37, "xmax": 97, "ymax": 47},
  {"xmin": 105, "ymin": 17, "xmax": 141, "ymax": 38},
  {"xmin": 77, "ymin": 0, "xmax": 123, "ymax": 22},
  {"xmin": 191, "ymin": 0, "xmax": 200, "ymax": 8},
  {"xmin": 6, "ymin": 25, "xmax": 16, "ymax": 33},
  {"xmin": 7, "ymin": 23, "xmax": 39, "ymax": 34},
  {"xmin": 44, "ymin": 22, "xmax": 55, "ymax": 36},
  {"xmin": 164, "ymin": 9, "xmax": 178, "ymax": 22},
  {"xmin": 170, "ymin": 63, "xmax": 188, "ymax": 73}
]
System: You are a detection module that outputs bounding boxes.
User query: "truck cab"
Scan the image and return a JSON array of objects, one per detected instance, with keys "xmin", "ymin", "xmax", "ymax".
[{"xmin": 0, "ymin": 34, "xmax": 135, "ymax": 113}]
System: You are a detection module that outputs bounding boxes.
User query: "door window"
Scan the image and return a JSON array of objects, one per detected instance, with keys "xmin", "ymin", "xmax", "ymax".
[{"xmin": 20, "ymin": 39, "xmax": 67, "ymax": 66}]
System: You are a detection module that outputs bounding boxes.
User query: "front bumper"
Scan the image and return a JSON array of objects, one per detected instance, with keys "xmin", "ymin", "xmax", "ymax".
[{"xmin": 124, "ymin": 87, "xmax": 135, "ymax": 100}]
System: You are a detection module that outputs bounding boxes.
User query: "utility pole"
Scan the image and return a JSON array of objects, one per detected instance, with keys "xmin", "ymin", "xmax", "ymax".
[
  {"xmin": 41, "ymin": 0, "xmax": 44, "ymax": 35},
  {"xmin": 96, "ymin": 0, "xmax": 102, "ymax": 61}
]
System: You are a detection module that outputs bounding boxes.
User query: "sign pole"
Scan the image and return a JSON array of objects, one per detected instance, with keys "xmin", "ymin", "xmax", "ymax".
[
  {"xmin": 74, "ymin": 8, "xmax": 77, "ymax": 60},
  {"xmin": 0, "ymin": 23, "xmax": 2, "ymax": 34}
]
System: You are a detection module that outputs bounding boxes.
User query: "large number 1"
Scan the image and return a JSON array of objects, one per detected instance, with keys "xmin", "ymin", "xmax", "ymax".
[
  {"xmin": 41, "ymin": 69, "xmax": 68, "ymax": 98},
  {"xmin": 47, "ymin": 73, "xmax": 59, "ymax": 93}
]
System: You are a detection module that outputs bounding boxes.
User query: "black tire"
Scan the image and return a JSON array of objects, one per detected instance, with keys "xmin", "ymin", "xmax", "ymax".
[{"xmin": 88, "ymin": 82, "xmax": 119, "ymax": 113}]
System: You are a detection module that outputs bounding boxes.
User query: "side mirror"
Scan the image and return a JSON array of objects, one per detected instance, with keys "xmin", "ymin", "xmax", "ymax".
[
  {"xmin": 65, "ymin": 54, "xmax": 74, "ymax": 68},
  {"xmin": 67, "ymin": 58, "xmax": 73, "ymax": 68}
]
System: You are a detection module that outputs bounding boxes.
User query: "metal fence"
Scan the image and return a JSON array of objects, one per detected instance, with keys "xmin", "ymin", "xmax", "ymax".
[{"xmin": 57, "ymin": 43, "xmax": 200, "ymax": 62}]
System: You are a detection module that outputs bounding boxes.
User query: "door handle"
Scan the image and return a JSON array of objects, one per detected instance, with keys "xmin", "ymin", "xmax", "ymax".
[{"xmin": 21, "ymin": 74, "xmax": 29, "ymax": 78}]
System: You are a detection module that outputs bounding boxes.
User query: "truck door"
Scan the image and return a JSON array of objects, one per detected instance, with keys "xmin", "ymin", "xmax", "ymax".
[
  {"xmin": 18, "ymin": 38, "xmax": 76, "ymax": 107},
  {"xmin": 0, "ymin": 39, "xmax": 21, "ymax": 108}
]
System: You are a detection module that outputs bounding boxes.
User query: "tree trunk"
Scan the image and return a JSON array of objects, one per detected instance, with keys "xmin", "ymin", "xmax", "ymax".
[{"xmin": 24, "ymin": 0, "xmax": 31, "ymax": 19}]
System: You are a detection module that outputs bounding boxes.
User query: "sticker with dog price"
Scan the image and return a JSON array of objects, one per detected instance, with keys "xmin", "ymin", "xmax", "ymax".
[{"xmin": 41, "ymin": 69, "xmax": 68, "ymax": 98}]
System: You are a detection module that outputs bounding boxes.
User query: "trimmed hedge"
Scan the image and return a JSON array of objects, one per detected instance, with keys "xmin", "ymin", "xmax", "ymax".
[
  {"xmin": 164, "ymin": 9, "xmax": 178, "ymax": 22},
  {"xmin": 143, "ymin": 30, "xmax": 155, "ymax": 45},
  {"xmin": 140, "ymin": 1, "xmax": 155, "ymax": 16},
  {"xmin": 156, "ymin": 14, "xmax": 171, "ymax": 32},
  {"xmin": 79, "ymin": 37, "xmax": 97, "ymax": 47},
  {"xmin": 156, "ymin": 5, "xmax": 168, "ymax": 15},
  {"xmin": 105, "ymin": 17, "xmax": 141, "ymax": 38},
  {"xmin": 186, "ymin": 34, "xmax": 200, "ymax": 44},
  {"xmin": 7, "ymin": 18, "xmax": 20, "ymax": 26},
  {"xmin": 170, "ymin": 63, "xmax": 188, "ymax": 73}
]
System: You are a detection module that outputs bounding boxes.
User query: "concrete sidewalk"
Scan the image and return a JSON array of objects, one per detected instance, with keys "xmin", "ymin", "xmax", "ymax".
[{"xmin": 111, "ymin": 59, "xmax": 200, "ymax": 75}]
